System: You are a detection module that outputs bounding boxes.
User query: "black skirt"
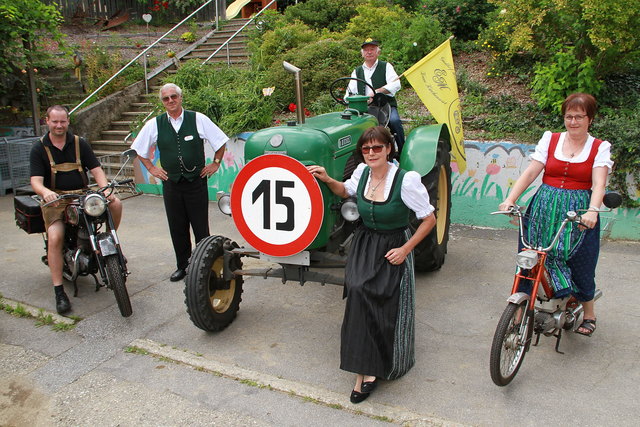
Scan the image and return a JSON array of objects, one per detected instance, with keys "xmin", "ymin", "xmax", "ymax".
[{"xmin": 340, "ymin": 225, "xmax": 416, "ymax": 380}]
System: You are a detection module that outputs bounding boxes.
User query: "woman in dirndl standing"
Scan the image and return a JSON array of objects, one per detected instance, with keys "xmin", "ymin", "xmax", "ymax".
[
  {"xmin": 499, "ymin": 92, "xmax": 613, "ymax": 337},
  {"xmin": 307, "ymin": 126, "xmax": 436, "ymax": 403}
]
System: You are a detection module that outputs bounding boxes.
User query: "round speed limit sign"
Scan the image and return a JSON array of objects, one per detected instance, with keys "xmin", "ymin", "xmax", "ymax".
[{"xmin": 231, "ymin": 154, "xmax": 324, "ymax": 257}]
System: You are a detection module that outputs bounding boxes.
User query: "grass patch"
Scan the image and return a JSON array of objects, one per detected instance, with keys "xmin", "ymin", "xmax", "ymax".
[{"xmin": 0, "ymin": 296, "xmax": 78, "ymax": 331}]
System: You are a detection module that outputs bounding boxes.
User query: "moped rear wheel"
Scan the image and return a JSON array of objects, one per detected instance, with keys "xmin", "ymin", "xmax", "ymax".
[
  {"xmin": 490, "ymin": 301, "xmax": 532, "ymax": 386},
  {"xmin": 105, "ymin": 254, "xmax": 132, "ymax": 317},
  {"xmin": 184, "ymin": 235, "xmax": 243, "ymax": 332}
]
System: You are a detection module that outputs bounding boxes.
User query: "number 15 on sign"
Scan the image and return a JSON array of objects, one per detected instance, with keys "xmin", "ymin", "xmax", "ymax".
[{"xmin": 231, "ymin": 155, "xmax": 324, "ymax": 257}]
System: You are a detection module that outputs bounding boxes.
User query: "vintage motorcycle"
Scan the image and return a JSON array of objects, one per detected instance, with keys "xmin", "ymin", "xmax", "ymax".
[
  {"xmin": 489, "ymin": 192, "xmax": 622, "ymax": 386},
  {"xmin": 14, "ymin": 149, "xmax": 137, "ymax": 317}
]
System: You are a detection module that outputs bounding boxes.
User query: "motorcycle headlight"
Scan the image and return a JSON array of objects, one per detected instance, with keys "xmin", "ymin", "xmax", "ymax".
[
  {"xmin": 218, "ymin": 193, "xmax": 231, "ymax": 216},
  {"xmin": 84, "ymin": 193, "xmax": 107, "ymax": 217},
  {"xmin": 516, "ymin": 250, "xmax": 539, "ymax": 270},
  {"xmin": 340, "ymin": 198, "xmax": 360, "ymax": 222}
]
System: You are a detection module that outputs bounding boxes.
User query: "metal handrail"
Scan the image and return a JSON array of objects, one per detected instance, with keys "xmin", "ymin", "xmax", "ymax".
[
  {"xmin": 123, "ymin": 108, "xmax": 159, "ymax": 145},
  {"xmin": 69, "ymin": 0, "xmax": 215, "ymax": 116},
  {"xmin": 202, "ymin": 0, "xmax": 277, "ymax": 65}
]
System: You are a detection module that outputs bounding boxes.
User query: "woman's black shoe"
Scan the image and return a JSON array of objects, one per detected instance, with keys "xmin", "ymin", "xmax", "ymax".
[
  {"xmin": 361, "ymin": 379, "xmax": 378, "ymax": 393},
  {"xmin": 350, "ymin": 389, "xmax": 370, "ymax": 404}
]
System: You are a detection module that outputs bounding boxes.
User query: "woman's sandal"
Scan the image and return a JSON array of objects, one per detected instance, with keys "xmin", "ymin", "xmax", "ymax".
[{"xmin": 576, "ymin": 318, "xmax": 596, "ymax": 337}]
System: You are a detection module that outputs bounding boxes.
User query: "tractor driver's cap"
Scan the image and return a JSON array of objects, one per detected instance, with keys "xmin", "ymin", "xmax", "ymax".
[{"xmin": 361, "ymin": 38, "xmax": 380, "ymax": 48}]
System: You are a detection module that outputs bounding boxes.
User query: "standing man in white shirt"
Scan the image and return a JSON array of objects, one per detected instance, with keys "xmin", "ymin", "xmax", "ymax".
[
  {"xmin": 132, "ymin": 83, "xmax": 228, "ymax": 282},
  {"xmin": 347, "ymin": 38, "xmax": 405, "ymax": 153}
]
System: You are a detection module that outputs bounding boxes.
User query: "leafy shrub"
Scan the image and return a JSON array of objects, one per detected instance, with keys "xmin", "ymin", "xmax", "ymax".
[
  {"xmin": 377, "ymin": 13, "xmax": 445, "ymax": 72},
  {"xmin": 263, "ymin": 37, "xmax": 361, "ymax": 110},
  {"xmin": 531, "ymin": 49, "xmax": 603, "ymax": 113},
  {"xmin": 423, "ymin": 0, "xmax": 496, "ymax": 40},
  {"xmin": 169, "ymin": 60, "xmax": 276, "ymax": 135},
  {"xmin": 343, "ymin": 2, "xmax": 445, "ymax": 72},
  {"xmin": 180, "ymin": 31, "xmax": 196, "ymax": 43},
  {"xmin": 249, "ymin": 21, "xmax": 319, "ymax": 70},
  {"xmin": 283, "ymin": 0, "xmax": 365, "ymax": 32}
]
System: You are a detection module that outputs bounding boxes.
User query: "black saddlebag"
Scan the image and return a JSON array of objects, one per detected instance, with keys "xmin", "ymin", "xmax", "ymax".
[{"xmin": 14, "ymin": 195, "xmax": 45, "ymax": 234}]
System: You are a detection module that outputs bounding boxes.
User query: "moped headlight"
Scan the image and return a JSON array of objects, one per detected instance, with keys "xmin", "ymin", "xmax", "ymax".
[
  {"xmin": 340, "ymin": 198, "xmax": 360, "ymax": 222},
  {"xmin": 516, "ymin": 250, "xmax": 538, "ymax": 270},
  {"xmin": 217, "ymin": 193, "xmax": 231, "ymax": 216},
  {"xmin": 84, "ymin": 193, "xmax": 107, "ymax": 217}
]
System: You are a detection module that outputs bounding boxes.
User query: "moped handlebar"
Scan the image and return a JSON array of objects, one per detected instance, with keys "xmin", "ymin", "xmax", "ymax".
[{"xmin": 491, "ymin": 204, "xmax": 614, "ymax": 252}]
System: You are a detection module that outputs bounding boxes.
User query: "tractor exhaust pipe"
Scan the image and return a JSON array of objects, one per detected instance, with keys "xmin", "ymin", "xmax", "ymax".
[{"xmin": 283, "ymin": 61, "xmax": 305, "ymax": 124}]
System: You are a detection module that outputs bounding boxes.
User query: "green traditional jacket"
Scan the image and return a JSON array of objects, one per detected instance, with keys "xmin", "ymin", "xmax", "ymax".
[{"xmin": 355, "ymin": 60, "xmax": 398, "ymax": 108}]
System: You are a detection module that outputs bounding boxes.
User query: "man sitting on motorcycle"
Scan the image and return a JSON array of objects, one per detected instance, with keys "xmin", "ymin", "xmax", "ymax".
[{"xmin": 30, "ymin": 105, "xmax": 123, "ymax": 314}]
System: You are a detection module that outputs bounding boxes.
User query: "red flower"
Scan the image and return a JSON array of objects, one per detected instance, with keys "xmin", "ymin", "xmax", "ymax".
[
  {"xmin": 288, "ymin": 103, "xmax": 297, "ymax": 112},
  {"xmin": 163, "ymin": 1, "xmax": 169, "ymax": 8},
  {"xmin": 456, "ymin": 5, "xmax": 461, "ymax": 13},
  {"xmin": 304, "ymin": 108, "xmax": 311, "ymax": 117}
]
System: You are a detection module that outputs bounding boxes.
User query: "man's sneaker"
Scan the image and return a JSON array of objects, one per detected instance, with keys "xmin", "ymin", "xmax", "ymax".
[{"xmin": 55, "ymin": 290, "xmax": 71, "ymax": 314}]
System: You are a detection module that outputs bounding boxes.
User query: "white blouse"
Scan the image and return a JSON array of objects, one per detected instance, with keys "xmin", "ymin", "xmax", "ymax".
[
  {"xmin": 531, "ymin": 131, "xmax": 613, "ymax": 171},
  {"xmin": 344, "ymin": 162, "xmax": 435, "ymax": 219}
]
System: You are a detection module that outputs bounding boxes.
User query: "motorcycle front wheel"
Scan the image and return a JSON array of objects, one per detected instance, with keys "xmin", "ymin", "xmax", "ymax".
[
  {"xmin": 105, "ymin": 254, "xmax": 133, "ymax": 317},
  {"xmin": 489, "ymin": 301, "xmax": 532, "ymax": 386},
  {"xmin": 184, "ymin": 235, "xmax": 243, "ymax": 332}
]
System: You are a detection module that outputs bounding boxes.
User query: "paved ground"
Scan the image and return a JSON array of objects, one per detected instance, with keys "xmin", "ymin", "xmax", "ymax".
[{"xmin": 1, "ymin": 193, "xmax": 639, "ymax": 426}]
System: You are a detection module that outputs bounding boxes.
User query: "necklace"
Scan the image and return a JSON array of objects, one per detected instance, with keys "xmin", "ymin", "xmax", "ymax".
[
  {"xmin": 368, "ymin": 168, "xmax": 388, "ymax": 198},
  {"xmin": 565, "ymin": 135, "xmax": 586, "ymax": 158}
]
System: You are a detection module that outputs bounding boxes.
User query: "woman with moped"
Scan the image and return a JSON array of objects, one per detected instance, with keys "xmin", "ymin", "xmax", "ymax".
[
  {"xmin": 499, "ymin": 93, "xmax": 613, "ymax": 337},
  {"xmin": 307, "ymin": 126, "xmax": 435, "ymax": 403}
]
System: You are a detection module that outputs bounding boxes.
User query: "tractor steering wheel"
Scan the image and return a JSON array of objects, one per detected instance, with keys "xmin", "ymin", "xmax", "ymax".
[{"xmin": 328, "ymin": 77, "xmax": 391, "ymax": 126}]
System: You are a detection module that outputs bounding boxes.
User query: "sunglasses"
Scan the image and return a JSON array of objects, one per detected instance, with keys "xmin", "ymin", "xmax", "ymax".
[
  {"xmin": 161, "ymin": 93, "xmax": 180, "ymax": 102},
  {"xmin": 361, "ymin": 144, "xmax": 386, "ymax": 154}
]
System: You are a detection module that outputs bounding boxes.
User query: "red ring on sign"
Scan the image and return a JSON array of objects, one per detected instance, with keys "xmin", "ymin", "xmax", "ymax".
[{"xmin": 231, "ymin": 154, "xmax": 324, "ymax": 257}]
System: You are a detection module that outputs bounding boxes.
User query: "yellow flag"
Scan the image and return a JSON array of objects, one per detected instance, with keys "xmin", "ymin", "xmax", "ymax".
[{"xmin": 403, "ymin": 39, "xmax": 466, "ymax": 173}]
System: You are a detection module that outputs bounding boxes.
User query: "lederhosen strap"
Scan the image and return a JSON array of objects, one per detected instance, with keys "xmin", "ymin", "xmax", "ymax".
[{"xmin": 41, "ymin": 134, "xmax": 88, "ymax": 191}]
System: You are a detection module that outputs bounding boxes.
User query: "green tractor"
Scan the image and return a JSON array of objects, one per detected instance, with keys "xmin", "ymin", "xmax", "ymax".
[{"xmin": 184, "ymin": 62, "xmax": 452, "ymax": 332}]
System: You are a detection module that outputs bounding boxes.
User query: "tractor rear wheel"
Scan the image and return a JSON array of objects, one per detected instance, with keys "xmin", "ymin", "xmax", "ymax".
[{"xmin": 412, "ymin": 139, "xmax": 451, "ymax": 272}]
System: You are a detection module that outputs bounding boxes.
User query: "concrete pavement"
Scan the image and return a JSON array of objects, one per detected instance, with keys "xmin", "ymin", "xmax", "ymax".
[{"xmin": 1, "ymin": 193, "xmax": 639, "ymax": 426}]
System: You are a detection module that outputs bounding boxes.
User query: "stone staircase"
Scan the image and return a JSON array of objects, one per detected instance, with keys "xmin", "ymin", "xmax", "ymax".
[
  {"xmin": 89, "ymin": 19, "xmax": 252, "ymax": 180},
  {"xmin": 180, "ymin": 18, "xmax": 250, "ymax": 64}
]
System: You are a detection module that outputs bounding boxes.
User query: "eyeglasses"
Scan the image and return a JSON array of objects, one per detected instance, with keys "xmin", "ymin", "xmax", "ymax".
[
  {"xmin": 161, "ymin": 93, "xmax": 180, "ymax": 102},
  {"xmin": 361, "ymin": 144, "xmax": 386, "ymax": 154},
  {"xmin": 564, "ymin": 114, "xmax": 587, "ymax": 122}
]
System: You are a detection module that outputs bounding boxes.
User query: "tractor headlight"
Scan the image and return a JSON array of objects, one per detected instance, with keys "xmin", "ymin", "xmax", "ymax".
[
  {"xmin": 516, "ymin": 250, "xmax": 538, "ymax": 270},
  {"xmin": 84, "ymin": 193, "xmax": 107, "ymax": 217},
  {"xmin": 340, "ymin": 197, "xmax": 360, "ymax": 222},
  {"xmin": 218, "ymin": 193, "xmax": 231, "ymax": 216}
]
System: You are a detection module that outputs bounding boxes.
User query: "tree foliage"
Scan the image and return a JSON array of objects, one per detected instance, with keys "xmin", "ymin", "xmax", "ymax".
[{"xmin": 0, "ymin": 0, "xmax": 65, "ymax": 72}]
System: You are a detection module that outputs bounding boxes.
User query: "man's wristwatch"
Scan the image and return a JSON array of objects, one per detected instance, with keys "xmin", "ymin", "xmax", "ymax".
[{"xmin": 214, "ymin": 158, "xmax": 221, "ymax": 164}]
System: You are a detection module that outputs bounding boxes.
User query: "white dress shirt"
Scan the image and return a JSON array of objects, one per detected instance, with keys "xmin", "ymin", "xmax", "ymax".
[
  {"xmin": 346, "ymin": 60, "xmax": 401, "ymax": 98},
  {"xmin": 132, "ymin": 109, "xmax": 228, "ymax": 159}
]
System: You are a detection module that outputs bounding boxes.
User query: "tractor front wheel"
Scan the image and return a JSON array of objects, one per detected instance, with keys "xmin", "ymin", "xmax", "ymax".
[{"xmin": 184, "ymin": 235, "xmax": 243, "ymax": 332}]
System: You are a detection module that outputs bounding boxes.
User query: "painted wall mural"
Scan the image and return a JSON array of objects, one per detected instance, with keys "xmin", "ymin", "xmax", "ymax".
[{"xmin": 451, "ymin": 140, "xmax": 639, "ymax": 240}]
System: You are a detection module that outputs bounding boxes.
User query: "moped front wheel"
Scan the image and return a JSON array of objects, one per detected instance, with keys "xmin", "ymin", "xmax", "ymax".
[
  {"xmin": 489, "ymin": 301, "xmax": 532, "ymax": 386},
  {"xmin": 105, "ymin": 254, "xmax": 132, "ymax": 317}
]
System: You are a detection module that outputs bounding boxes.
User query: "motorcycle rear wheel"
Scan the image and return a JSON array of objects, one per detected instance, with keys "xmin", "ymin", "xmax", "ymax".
[
  {"xmin": 184, "ymin": 235, "xmax": 243, "ymax": 332},
  {"xmin": 490, "ymin": 301, "xmax": 532, "ymax": 386},
  {"xmin": 105, "ymin": 255, "xmax": 132, "ymax": 317}
]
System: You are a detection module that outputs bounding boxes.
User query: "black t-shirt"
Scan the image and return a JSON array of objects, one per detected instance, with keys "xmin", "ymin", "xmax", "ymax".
[{"xmin": 30, "ymin": 132, "xmax": 101, "ymax": 191}]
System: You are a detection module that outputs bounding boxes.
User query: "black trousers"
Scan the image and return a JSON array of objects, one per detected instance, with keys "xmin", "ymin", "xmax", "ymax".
[{"xmin": 162, "ymin": 177, "xmax": 210, "ymax": 270}]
